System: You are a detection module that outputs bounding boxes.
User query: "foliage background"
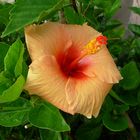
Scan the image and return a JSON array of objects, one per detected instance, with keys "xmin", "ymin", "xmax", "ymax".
[{"xmin": 0, "ymin": 0, "xmax": 140, "ymax": 139}]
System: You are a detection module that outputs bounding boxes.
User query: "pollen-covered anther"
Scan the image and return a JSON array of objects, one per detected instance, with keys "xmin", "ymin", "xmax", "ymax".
[{"xmin": 83, "ymin": 35, "xmax": 107, "ymax": 55}]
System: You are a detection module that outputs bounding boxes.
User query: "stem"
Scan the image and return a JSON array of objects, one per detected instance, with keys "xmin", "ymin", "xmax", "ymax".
[
  {"xmin": 59, "ymin": 9, "xmax": 66, "ymax": 24},
  {"xmin": 125, "ymin": 113, "xmax": 138, "ymax": 140},
  {"xmin": 70, "ymin": 0, "xmax": 78, "ymax": 13},
  {"xmin": 108, "ymin": 37, "xmax": 121, "ymax": 41},
  {"xmin": 83, "ymin": 0, "xmax": 92, "ymax": 15}
]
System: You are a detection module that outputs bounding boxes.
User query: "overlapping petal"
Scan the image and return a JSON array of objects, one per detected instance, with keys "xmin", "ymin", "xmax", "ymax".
[
  {"xmin": 65, "ymin": 77, "xmax": 112, "ymax": 118},
  {"xmin": 25, "ymin": 22, "xmax": 69, "ymax": 61},
  {"xmin": 25, "ymin": 22, "xmax": 101, "ymax": 61},
  {"xmin": 24, "ymin": 55, "xmax": 71, "ymax": 113},
  {"xmin": 85, "ymin": 46, "xmax": 122, "ymax": 83}
]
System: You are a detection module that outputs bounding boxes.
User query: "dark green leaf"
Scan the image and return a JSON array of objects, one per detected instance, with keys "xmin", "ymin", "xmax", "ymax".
[
  {"xmin": 39, "ymin": 129, "xmax": 62, "ymax": 140},
  {"xmin": 109, "ymin": 90, "xmax": 125, "ymax": 103},
  {"xmin": 103, "ymin": 112, "xmax": 128, "ymax": 131},
  {"xmin": 76, "ymin": 122, "xmax": 102, "ymax": 140},
  {"xmin": 120, "ymin": 61, "xmax": 140, "ymax": 90},
  {"xmin": 130, "ymin": 7, "xmax": 140, "ymax": 16},
  {"xmin": 0, "ymin": 97, "xmax": 31, "ymax": 127},
  {"xmin": 28, "ymin": 101, "xmax": 70, "ymax": 132},
  {"xmin": 128, "ymin": 24, "xmax": 140, "ymax": 36},
  {"xmin": 102, "ymin": 95, "xmax": 114, "ymax": 112},
  {"xmin": 0, "ymin": 75, "xmax": 25, "ymax": 103},
  {"xmin": 114, "ymin": 104, "xmax": 129, "ymax": 114},
  {"xmin": 4, "ymin": 39, "xmax": 24, "ymax": 77},
  {"xmin": 117, "ymin": 91, "xmax": 138, "ymax": 106},
  {"xmin": 2, "ymin": 0, "xmax": 64, "ymax": 37}
]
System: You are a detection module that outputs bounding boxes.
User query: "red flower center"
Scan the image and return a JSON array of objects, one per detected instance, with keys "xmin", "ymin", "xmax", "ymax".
[{"xmin": 57, "ymin": 46, "xmax": 89, "ymax": 79}]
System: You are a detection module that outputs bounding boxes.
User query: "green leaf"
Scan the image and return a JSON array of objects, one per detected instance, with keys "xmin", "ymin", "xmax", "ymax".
[
  {"xmin": 4, "ymin": 39, "xmax": 24, "ymax": 77},
  {"xmin": 109, "ymin": 90, "xmax": 125, "ymax": 103},
  {"xmin": 105, "ymin": 0, "xmax": 121, "ymax": 19},
  {"xmin": 120, "ymin": 61, "xmax": 140, "ymax": 90},
  {"xmin": 0, "ymin": 4, "xmax": 12, "ymax": 25},
  {"xmin": 130, "ymin": 7, "xmax": 140, "ymax": 16},
  {"xmin": 93, "ymin": 0, "xmax": 121, "ymax": 18},
  {"xmin": 0, "ymin": 72, "xmax": 12, "ymax": 94},
  {"xmin": 104, "ymin": 26, "xmax": 125, "ymax": 38},
  {"xmin": 64, "ymin": 7, "xmax": 85, "ymax": 24},
  {"xmin": 128, "ymin": 24, "xmax": 140, "ymax": 36},
  {"xmin": 105, "ymin": 20, "xmax": 122, "ymax": 30},
  {"xmin": 131, "ymin": 38, "xmax": 140, "ymax": 55},
  {"xmin": 114, "ymin": 104, "xmax": 129, "ymax": 114},
  {"xmin": 39, "ymin": 129, "xmax": 62, "ymax": 140},
  {"xmin": 102, "ymin": 95, "xmax": 114, "ymax": 112},
  {"xmin": 103, "ymin": 112, "xmax": 128, "ymax": 131},
  {"xmin": 0, "ymin": 75, "xmax": 25, "ymax": 103},
  {"xmin": 117, "ymin": 91, "xmax": 138, "ymax": 106},
  {"xmin": 28, "ymin": 101, "xmax": 70, "ymax": 132},
  {"xmin": 0, "ymin": 42, "xmax": 10, "ymax": 72},
  {"xmin": 76, "ymin": 122, "xmax": 102, "ymax": 140},
  {"xmin": 0, "ymin": 97, "xmax": 31, "ymax": 127},
  {"xmin": 2, "ymin": 0, "xmax": 64, "ymax": 37}
]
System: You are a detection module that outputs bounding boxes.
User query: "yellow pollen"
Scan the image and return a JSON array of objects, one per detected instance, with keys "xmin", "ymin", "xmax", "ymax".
[
  {"xmin": 68, "ymin": 37, "xmax": 104, "ymax": 68},
  {"xmin": 83, "ymin": 38, "xmax": 102, "ymax": 55}
]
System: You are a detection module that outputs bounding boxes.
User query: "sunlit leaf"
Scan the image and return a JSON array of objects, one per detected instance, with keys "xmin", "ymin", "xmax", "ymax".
[
  {"xmin": 28, "ymin": 101, "xmax": 70, "ymax": 132},
  {"xmin": 0, "ymin": 75, "xmax": 25, "ymax": 103},
  {"xmin": 2, "ymin": 0, "xmax": 64, "ymax": 37},
  {"xmin": 0, "ymin": 97, "xmax": 31, "ymax": 127}
]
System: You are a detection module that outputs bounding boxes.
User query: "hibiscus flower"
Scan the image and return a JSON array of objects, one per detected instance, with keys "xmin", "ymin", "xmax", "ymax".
[{"xmin": 24, "ymin": 22, "xmax": 122, "ymax": 118}]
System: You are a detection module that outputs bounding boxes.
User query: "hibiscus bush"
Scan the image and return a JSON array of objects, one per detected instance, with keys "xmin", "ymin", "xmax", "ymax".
[{"xmin": 0, "ymin": 0, "xmax": 140, "ymax": 140}]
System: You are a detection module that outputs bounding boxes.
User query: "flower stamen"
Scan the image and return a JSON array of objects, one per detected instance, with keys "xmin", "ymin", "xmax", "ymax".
[
  {"xmin": 83, "ymin": 35, "xmax": 107, "ymax": 55},
  {"xmin": 67, "ymin": 35, "xmax": 107, "ymax": 71}
]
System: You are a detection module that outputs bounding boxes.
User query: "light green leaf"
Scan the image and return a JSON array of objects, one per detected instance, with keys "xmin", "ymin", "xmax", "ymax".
[
  {"xmin": 64, "ymin": 7, "xmax": 85, "ymax": 24},
  {"xmin": 120, "ymin": 61, "xmax": 140, "ymax": 90},
  {"xmin": 0, "ymin": 4, "xmax": 12, "ymax": 25},
  {"xmin": 0, "ymin": 75, "xmax": 25, "ymax": 103},
  {"xmin": 0, "ymin": 72, "xmax": 12, "ymax": 94},
  {"xmin": 130, "ymin": 7, "xmax": 140, "ymax": 16},
  {"xmin": 105, "ymin": 0, "xmax": 121, "ymax": 19},
  {"xmin": 4, "ymin": 39, "xmax": 24, "ymax": 77},
  {"xmin": 0, "ymin": 42, "xmax": 10, "ymax": 72},
  {"xmin": 28, "ymin": 101, "xmax": 70, "ymax": 132},
  {"xmin": 0, "ymin": 97, "xmax": 31, "ymax": 127},
  {"xmin": 2, "ymin": 0, "xmax": 64, "ymax": 37},
  {"xmin": 128, "ymin": 24, "xmax": 140, "ymax": 36}
]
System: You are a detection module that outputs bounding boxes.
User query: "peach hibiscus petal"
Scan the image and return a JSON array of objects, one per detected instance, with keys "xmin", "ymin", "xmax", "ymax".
[
  {"xmin": 86, "ymin": 46, "xmax": 122, "ymax": 84},
  {"xmin": 65, "ymin": 77, "xmax": 112, "ymax": 118},
  {"xmin": 64, "ymin": 23, "xmax": 101, "ymax": 49},
  {"xmin": 24, "ymin": 55, "xmax": 72, "ymax": 113},
  {"xmin": 25, "ymin": 22, "xmax": 70, "ymax": 61}
]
